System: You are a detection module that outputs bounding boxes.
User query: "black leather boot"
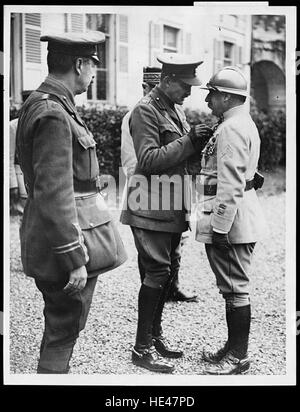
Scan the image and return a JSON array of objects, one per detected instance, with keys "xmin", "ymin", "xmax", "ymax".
[
  {"xmin": 151, "ymin": 277, "xmax": 183, "ymax": 359},
  {"xmin": 132, "ymin": 346, "xmax": 175, "ymax": 373},
  {"xmin": 202, "ymin": 341, "xmax": 230, "ymax": 364},
  {"xmin": 152, "ymin": 275, "xmax": 173, "ymax": 339},
  {"xmin": 133, "ymin": 284, "xmax": 175, "ymax": 372},
  {"xmin": 37, "ymin": 365, "xmax": 70, "ymax": 374},
  {"xmin": 132, "ymin": 284, "xmax": 174, "ymax": 373},
  {"xmin": 204, "ymin": 305, "xmax": 251, "ymax": 375},
  {"xmin": 135, "ymin": 284, "xmax": 162, "ymax": 350},
  {"xmin": 228, "ymin": 304, "xmax": 251, "ymax": 359},
  {"xmin": 153, "ymin": 336, "xmax": 183, "ymax": 359},
  {"xmin": 166, "ymin": 270, "xmax": 198, "ymax": 303}
]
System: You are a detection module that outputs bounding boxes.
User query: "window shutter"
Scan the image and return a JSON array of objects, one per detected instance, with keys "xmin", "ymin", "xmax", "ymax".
[
  {"xmin": 118, "ymin": 15, "xmax": 128, "ymax": 73},
  {"xmin": 213, "ymin": 39, "xmax": 223, "ymax": 72},
  {"xmin": 71, "ymin": 14, "xmax": 84, "ymax": 32},
  {"xmin": 232, "ymin": 44, "xmax": 243, "ymax": 67},
  {"xmin": 119, "ymin": 15, "xmax": 128, "ymax": 42},
  {"xmin": 23, "ymin": 13, "xmax": 42, "ymax": 90},
  {"xmin": 149, "ymin": 21, "xmax": 162, "ymax": 66},
  {"xmin": 24, "ymin": 14, "xmax": 41, "ymax": 64}
]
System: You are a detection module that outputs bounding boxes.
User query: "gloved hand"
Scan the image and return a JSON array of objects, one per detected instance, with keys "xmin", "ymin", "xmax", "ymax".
[
  {"xmin": 212, "ymin": 231, "xmax": 231, "ymax": 251},
  {"xmin": 189, "ymin": 124, "xmax": 213, "ymax": 152}
]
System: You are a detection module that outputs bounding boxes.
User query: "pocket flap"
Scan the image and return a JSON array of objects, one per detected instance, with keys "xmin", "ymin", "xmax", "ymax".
[
  {"xmin": 76, "ymin": 195, "xmax": 111, "ymax": 229},
  {"xmin": 159, "ymin": 123, "xmax": 179, "ymax": 134},
  {"xmin": 77, "ymin": 133, "xmax": 97, "ymax": 150}
]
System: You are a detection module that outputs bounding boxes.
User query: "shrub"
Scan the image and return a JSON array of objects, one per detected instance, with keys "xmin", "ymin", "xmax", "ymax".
[
  {"xmin": 10, "ymin": 98, "xmax": 285, "ymax": 180},
  {"xmin": 77, "ymin": 103, "xmax": 128, "ymax": 178},
  {"xmin": 250, "ymin": 99, "xmax": 286, "ymax": 171},
  {"xmin": 185, "ymin": 103, "xmax": 286, "ymax": 174},
  {"xmin": 184, "ymin": 109, "xmax": 217, "ymax": 176},
  {"xmin": 10, "ymin": 102, "xmax": 20, "ymax": 120}
]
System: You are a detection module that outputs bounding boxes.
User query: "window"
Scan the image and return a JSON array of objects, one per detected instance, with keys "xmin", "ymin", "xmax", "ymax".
[
  {"xmin": 24, "ymin": 13, "xmax": 41, "ymax": 64},
  {"xmin": 86, "ymin": 14, "xmax": 110, "ymax": 101},
  {"xmin": 223, "ymin": 41, "xmax": 234, "ymax": 66},
  {"xmin": 163, "ymin": 25, "xmax": 179, "ymax": 53}
]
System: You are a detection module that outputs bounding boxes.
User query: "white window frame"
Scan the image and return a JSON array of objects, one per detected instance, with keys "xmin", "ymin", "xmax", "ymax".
[{"xmin": 85, "ymin": 13, "xmax": 112, "ymax": 102}]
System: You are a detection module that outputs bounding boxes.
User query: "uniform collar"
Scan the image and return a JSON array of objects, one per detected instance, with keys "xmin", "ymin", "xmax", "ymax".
[
  {"xmin": 150, "ymin": 86, "xmax": 175, "ymax": 110},
  {"xmin": 38, "ymin": 75, "xmax": 76, "ymax": 106},
  {"xmin": 223, "ymin": 104, "xmax": 248, "ymax": 121}
]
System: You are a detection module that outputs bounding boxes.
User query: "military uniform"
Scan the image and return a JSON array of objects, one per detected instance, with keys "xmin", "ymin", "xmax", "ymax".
[
  {"xmin": 197, "ymin": 66, "xmax": 267, "ymax": 374},
  {"xmin": 16, "ymin": 32, "xmax": 126, "ymax": 373},
  {"xmin": 196, "ymin": 104, "xmax": 267, "ymax": 294},
  {"xmin": 121, "ymin": 54, "xmax": 205, "ymax": 373},
  {"xmin": 120, "ymin": 85, "xmax": 194, "ymax": 283}
]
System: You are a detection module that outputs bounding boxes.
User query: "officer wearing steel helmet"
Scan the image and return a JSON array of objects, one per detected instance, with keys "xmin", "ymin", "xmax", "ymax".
[{"xmin": 196, "ymin": 66, "xmax": 267, "ymax": 374}]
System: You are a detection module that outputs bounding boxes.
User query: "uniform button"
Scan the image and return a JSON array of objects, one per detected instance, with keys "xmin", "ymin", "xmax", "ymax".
[
  {"xmin": 63, "ymin": 96, "xmax": 66, "ymax": 100},
  {"xmin": 89, "ymin": 222, "xmax": 94, "ymax": 227}
]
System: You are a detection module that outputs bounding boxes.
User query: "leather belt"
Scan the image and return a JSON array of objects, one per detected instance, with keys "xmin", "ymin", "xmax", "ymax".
[
  {"xmin": 26, "ymin": 178, "xmax": 104, "ymax": 199},
  {"xmin": 73, "ymin": 179, "xmax": 99, "ymax": 193},
  {"xmin": 73, "ymin": 176, "xmax": 107, "ymax": 193},
  {"xmin": 200, "ymin": 178, "xmax": 254, "ymax": 196}
]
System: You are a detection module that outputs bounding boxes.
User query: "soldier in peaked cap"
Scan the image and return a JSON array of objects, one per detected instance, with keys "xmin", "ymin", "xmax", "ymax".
[
  {"xmin": 16, "ymin": 31, "xmax": 127, "ymax": 374},
  {"xmin": 121, "ymin": 66, "xmax": 198, "ymax": 306},
  {"xmin": 120, "ymin": 54, "xmax": 212, "ymax": 373}
]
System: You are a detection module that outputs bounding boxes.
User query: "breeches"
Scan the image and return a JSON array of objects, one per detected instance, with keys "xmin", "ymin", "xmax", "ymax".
[
  {"xmin": 205, "ymin": 243, "xmax": 256, "ymax": 307},
  {"xmin": 35, "ymin": 275, "xmax": 98, "ymax": 373},
  {"xmin": 131, "ymin": 227, "xmax": 182, "ymax": 289}
]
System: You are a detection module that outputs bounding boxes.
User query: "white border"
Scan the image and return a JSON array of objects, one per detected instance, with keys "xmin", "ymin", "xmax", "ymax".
[{"xmin": 3, "ymin": 4, "xmax": 297, "ymax": 386}]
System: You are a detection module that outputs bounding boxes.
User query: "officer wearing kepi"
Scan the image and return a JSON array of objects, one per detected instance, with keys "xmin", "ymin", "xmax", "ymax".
[
  {"xmin": 16, "ymin": 31, "xmax": 126, "ymax": 374},
  {"xmin": 196, "ymin": 66, "xmax": 267, "ymax": 374},
  {"xmin": 121, "ymin": 53, "xmax": 212, "ymax": 373}
]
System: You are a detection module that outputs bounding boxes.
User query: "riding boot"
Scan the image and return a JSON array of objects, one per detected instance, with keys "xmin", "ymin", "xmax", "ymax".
[
  {"xmin": 134, "ymin": 284, "xmax": 163, "ymax": 351},
  {"xmin": 152, "ymin": 272, "xmax": 175, "ymax": 338},
  {"xmin": 226, "ymin": 304, "xmax": 251, "ymax": 359}
]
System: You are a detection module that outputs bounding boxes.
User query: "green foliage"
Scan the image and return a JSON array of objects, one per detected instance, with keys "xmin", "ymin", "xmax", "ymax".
[
  {"xmin": 10, "ymin": 103, "xmax": 20, "ymax": 120},
  {"xmin": 184, "ymin": 109, "xmax": 218, "ymax": 176},
  {"xmin": 250, "ymin": 99, "xmax": 286, "ymax": 171},
  {"xmin": 77, "ymin": 103, "xmax": 128, "ymax": 178},
  {"xmin": 185, "ymin": 103, "xmax": 286, "ymax": 175},
  {"xmin": 9, "ymin": 99, "xmax": 285, "ymax": 180}
]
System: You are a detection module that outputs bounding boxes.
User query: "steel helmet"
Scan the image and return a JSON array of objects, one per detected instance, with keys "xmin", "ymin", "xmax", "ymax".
[{"xmin": 201, "ymin": 66, "xmax": 249, "ymax": 97}]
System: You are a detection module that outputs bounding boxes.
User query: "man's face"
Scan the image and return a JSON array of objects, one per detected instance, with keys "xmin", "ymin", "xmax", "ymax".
[
  {"xmin": 205, "ymin": 89, "xmax": 226, "ymax": 117},
  {"xmin": 77, "ymin": 58, "xmax": 97, "ymax": 94},
  {"xmin": 167, "ymin": 79, "xmax": 191, "ymax": 105}
]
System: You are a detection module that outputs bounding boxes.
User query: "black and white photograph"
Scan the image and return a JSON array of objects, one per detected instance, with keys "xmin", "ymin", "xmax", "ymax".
[{"xmin": 3, "ymin": 3, "xmax": 297, "ymax": 387}]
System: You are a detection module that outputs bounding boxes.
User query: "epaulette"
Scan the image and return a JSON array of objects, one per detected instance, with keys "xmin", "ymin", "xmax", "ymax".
[
  {"xmin": 41, "ymin": 93, "xmax": 50, "ymax": 100},
  {"xmin": 140, "ymin": 95, "xmax": 152, "ymax": 105}
]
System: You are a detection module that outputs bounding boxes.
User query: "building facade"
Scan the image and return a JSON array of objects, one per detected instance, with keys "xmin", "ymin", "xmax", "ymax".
[
  {"xmin": 10, "ymin": 9, "xmax": 253, "ymax": 111},
  {"xmin": 251, "ymin": 15, "xmax": 286, "ymax": 112}
]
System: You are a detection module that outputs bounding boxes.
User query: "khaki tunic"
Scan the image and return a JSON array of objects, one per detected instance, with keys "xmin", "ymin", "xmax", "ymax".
[
  {"xmin": 196, "ymin": 105, "xmax": 267, "ymax": 244},
  {"xmin": 120, "ymin": 86, "xmax": 196, "ymax": 233}
]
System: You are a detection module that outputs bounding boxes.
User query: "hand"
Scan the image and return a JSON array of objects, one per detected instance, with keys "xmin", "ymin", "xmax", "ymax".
[
  {"xmin": 194, "ymin": 124, "xmax": 214, "ymax": 139},
  {"xmin": 189, "ymin": 124, "xmax": 214, "ymax": 151},
  {"xmin": 212, "ymin": 231, "xmax": 231, "ymax": 251},
  {"xmin": 63, "ymin": 265, "xmax": 88, "ymax": 295}
]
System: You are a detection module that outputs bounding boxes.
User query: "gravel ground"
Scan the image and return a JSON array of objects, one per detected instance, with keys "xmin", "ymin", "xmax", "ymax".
[{"xmin": 8, "ymin": 186, "xmax": 286, "ymax": 376}]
